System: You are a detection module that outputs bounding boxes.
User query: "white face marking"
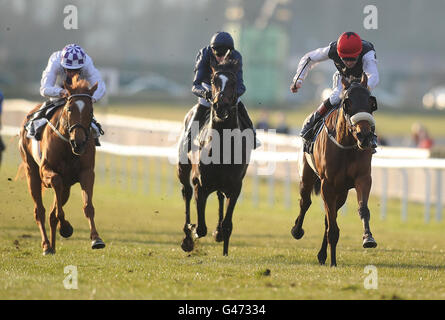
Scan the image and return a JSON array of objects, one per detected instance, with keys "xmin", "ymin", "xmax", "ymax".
[
  {"xmin": 75, "ymin": 100, "xmax": 85, "ymax": 113},
  {"xmin": 219, "ymin": 74, "xmax": 228, "ymax": 92}
]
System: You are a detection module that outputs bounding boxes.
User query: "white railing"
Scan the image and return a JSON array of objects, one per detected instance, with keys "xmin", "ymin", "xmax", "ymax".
[{"xmin": 2, "ymin": 98, "xmax": 444, "ymax": 222}]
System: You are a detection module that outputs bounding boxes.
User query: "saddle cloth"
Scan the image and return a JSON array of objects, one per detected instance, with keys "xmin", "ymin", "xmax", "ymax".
[{"xmin": 24, "ymin": 99, "xmax": 66, "ymax": 141}]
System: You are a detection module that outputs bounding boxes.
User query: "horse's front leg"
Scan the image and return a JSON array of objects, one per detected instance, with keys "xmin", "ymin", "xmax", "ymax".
[
  {"xmin": 355, "ymin": 175, "xmax": 377, "ymax": 248},
  {"xmin": 41, "ymin": 164, "xmax": 72, "ymax": 253},
  {"xmin": 221, "ymin": 184, "xmax": 242, "ymax": 256},
  {"xmin": 291, "ymin": 159, "xmax": 317, "ymax": 240},
  {"xmin": 213, "ymin": 191, "xmax": 225, "ymax": 242},
  {"xmin": 194, "ymin": 185, "xmax": 209, "ymax": 238},
  {"xmin": 79, "ymin": 169, "xmax": 105, "ymax": 249},
  {"xmin": 180, "ymin": 183, "xmax": 194, "ymax": 252}
]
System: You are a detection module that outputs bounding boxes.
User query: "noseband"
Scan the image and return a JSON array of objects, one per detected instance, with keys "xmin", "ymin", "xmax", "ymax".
[{"xmin": 341, "ymin": 85, "xmax": 375, "ymax": 132}]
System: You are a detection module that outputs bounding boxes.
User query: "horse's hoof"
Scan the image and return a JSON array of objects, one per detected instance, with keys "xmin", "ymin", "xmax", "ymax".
[
  {"xmin": 196, "ymin": 226, "xmax": 207, "ymax": 238},
  {"xmin": 317, "ymin": 251, "xmax": 327, "ymax": 265},
  {"xmin": 91, "ymin": 238, "xmax": 106, "ymax": 249},
  {"xmin": 291, "ymin": 226, "xmax": 304, "ymax": 240},
  {"xmin": 59, "ymin": 222, "xmax": 73, "ymax": 238},
  {"xmin": 213, "ymin": 230, "xmax": 223, "ymax": 242},
  {"xmin": 363, "ymin": 236, "xmax": 377, "ymax": 248},
  {"xmin": 181, "ymin": 237, "xmax": 194, "ymax": 252},
  {"xmin": 43, "ymin": 248, "xmax": 55, "ymax": 256}
]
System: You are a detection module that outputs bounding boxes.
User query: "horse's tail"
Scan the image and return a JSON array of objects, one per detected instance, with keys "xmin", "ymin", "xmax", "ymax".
[{"xmin": 313, "ymin": 176, "xmax": 321, "ymax": 195}]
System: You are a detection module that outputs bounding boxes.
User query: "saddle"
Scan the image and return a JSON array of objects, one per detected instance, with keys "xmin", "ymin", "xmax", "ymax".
[
  {"xmin": 304, "ymin": 107, "xmax": 337, "ymax": 155},
  {"xmin": 24, "ymin": 98, "xmax": 66, "ymax": 141},
  {"xmin": 303, "ymin": 118, "xmax": 325, "ymax": 154}
]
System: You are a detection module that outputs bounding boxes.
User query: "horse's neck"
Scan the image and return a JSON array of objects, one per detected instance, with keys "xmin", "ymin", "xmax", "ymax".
[
  {"xmin": 53, "ymin": 108, "xmax": 69, "ymax": 136},
  {"xmin": 333, "ymin": 109, "xmax": 355, "ymax": 145}
]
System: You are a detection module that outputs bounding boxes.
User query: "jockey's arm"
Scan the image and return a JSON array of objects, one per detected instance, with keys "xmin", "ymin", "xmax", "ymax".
[
  {"xmin": 235, "ymin": 54, "xmax": 246, "ymax": 98},
  {"xmin": 191, "ymin": 49, "xmax": 211, "ymax": 99},
  {"xmin": 83, "ymin": 57, "xmax": 106, "ymax": 103},
  {"xmin": 362, "ymin": 50, "xmax": 379, "ymax": 90},
  {"xmin": 40, "ymin": 52, "xmax": 65, "ymax": 98},
  {"xmin": 293, "ymin": 46, "xmax": 330, "ymax": 86}
]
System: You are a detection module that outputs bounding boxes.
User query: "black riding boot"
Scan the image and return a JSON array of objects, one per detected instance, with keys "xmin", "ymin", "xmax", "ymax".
[
  {"xmin": 91, "ymin": 117, "xmax": 104, "ymax": 146},
  {"xmin": 237, "ymin": 101, "xmax": 259, "ymax": 149},
  {"xmin": 0, "ymin": 135, "xmax": 5, "ymax": 152},
  {"xmin": 300, "ymin": 99, "xmax": 334, "ymax": 142},
  {"xmin": 187, "ymin": 104, "xmax": 209, "ymax": 151}
]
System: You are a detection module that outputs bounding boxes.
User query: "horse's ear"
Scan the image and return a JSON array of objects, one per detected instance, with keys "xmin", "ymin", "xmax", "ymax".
[
  {"xmin": 369, "ymin": 96, "xmax": 378, "ymax": 112},
  {"xmin": 341, "ymin": 77, "xmax": 350, "ymax": 89},
  {"xmin": 90, "ymin": 82, "xmax": 98, "ymax": 96},
  {"xmin": 361, "ymin": 73, "xmax": 368, "ymax": 87},
  {"xmin": 223, "ymin": 49, "xmax": 232, "ymax": 62},
  {"xmin": 232, "ymin": 59, "xmax": 240, "ymax": 72}
]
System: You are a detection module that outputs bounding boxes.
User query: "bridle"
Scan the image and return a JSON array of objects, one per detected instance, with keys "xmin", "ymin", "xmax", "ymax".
[
  {"xmin": 210, "ymin": 70, "xmax": 238, "ymax": 108},
  {"xmin": 325, "ymin": 83, "xmax": 375, "ymax": 150},
  {"xmin": 47, "ymin": 94, "xmax": 93, "ymax": 150}
]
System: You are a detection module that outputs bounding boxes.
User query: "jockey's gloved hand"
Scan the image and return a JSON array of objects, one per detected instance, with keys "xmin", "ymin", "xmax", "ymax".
[{"xmin": 204, "ymin": 90, "xmax": 213, "ymax": 102}]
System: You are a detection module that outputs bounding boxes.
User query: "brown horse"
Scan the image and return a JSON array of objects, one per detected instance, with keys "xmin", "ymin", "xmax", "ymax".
[
  {"xmin": 291, "ymin": 73, "xmax": 378, "ymax": 266},
  {"xmin": 18, "ymin": 75, "xmax": 105, "ymax": 255},
  {"xmin": 177, "ymin": 58, "xmax": 253, "ymax": 256}
]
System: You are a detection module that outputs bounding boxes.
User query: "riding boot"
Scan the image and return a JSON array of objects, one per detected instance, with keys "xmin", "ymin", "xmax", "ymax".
[
  {"xmin": 237, "ymin": 101, "xmax": 260, "ymax": 149},
  {"xmin": 91, "ymin": 116, "xmax": 104, "ymax": 146},
  {"xmin": 300, "ymin": 99, "xmax": 334, "ymax": 142},
  {"xmin": 0, "ymin": 135, "xmax": 5, "ymax": 152},
  {"xmin": 187, "ymin": 104, "xmax": 209, "ymax": 151}
]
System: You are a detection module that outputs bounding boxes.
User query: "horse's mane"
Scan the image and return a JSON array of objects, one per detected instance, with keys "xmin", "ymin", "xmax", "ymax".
[
  {"xmin": 213, "ymin": 58, "xmax": 239, "ymax": 74},
  {"xmin": 70, "ymin": 75, "xmax": 91, "ymax": 92}
]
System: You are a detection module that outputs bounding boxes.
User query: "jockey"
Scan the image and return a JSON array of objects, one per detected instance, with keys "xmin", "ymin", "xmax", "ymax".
[
  {"xmin": 39, "ymin": 44, "xmax": 106, "ymax": 146},
  {"xmin": 188, "ymin": 31, "xmax": 257, "ymax": 149},
  {"xmin": 291, "ymin": 32, "xmax": 379, "ymax": 149}
]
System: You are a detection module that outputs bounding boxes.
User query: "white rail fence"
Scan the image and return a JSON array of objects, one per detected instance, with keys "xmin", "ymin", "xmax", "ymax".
[{"xmin": 2, "ymin": 98, "xmax": 444, "ymax": 223}]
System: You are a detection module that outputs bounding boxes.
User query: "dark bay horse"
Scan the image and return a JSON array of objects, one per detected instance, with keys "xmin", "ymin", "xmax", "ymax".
[
  {"xmin": 178, "ymin": 58, "xmax": 253, "ymax": 256},
  {"xmin": 18, "ymin": 75, "xmax": 105, "ymax": 255},
  {"xmin": 291, "ymin": 73, "xmax": 378, "ymax": 266}
]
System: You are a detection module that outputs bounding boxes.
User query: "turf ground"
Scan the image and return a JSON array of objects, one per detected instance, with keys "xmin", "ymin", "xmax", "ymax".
[{"xmin": 1, "ymin": 137, "xmax": 444, "ymax": 300}]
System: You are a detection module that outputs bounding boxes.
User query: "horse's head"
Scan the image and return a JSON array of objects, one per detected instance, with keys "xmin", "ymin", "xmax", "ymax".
[
  {"xmin": 341, "ymin": 73, "xmax": 378, "ymax": 150},
  {"xmin": 63, "ymin": 75, "xmax": 98, "ymax": 155},
  {"xmin": 209, "ymin": 54, "xmax": 239, "ymax": 122}
]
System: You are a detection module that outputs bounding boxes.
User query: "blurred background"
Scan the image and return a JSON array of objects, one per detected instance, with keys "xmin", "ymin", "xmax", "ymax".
[
  {"xmin": 1, "ymin": 0, "xmax": 445, "ymax": 146},
  {"xmin": 0, "ymin": 0, "xmax": 444, "ymax": 230}
]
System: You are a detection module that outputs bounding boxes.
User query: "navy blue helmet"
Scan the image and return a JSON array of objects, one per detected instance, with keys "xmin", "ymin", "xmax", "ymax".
[{"xmin": 210, "ymin": 32, "xmax": 234, "ymax": 50}]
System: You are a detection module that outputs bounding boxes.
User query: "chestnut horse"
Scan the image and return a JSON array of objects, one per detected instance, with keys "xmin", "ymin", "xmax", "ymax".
[
  {"xmin": 177, "ymin": 58, "xmax": 253, "ymax": 256},
  {"xmin": 18, "ymin": 76, "xmax": 105, "ymax": 255},
  {"xmin": 291, "ymin": 74, "xmax": 378, "ymax": 266}
]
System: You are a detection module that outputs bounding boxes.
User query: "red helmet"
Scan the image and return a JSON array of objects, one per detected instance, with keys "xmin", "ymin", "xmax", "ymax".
[{"xmin": 337, "ymin": 32, "xmax": 362, "ymax": 58}]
